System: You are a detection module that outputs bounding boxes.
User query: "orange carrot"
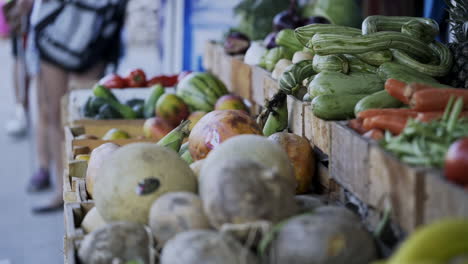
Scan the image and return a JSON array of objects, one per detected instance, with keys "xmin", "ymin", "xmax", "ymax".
[
  {"xmin": 363, "ymin": 129, "xmax": 384, "ymax": 140},
  {"xmin": 403, "ymin": 83, "xmax": 436, "ymax": 102},
  {"xmin": 385, "ymin": 79, "xmax": 408, "ymax": 103},
  {"xmin": 363, "ymin": 115, "xmax": 408, "ymax": 135},
  {"xmin": 357, "ymin": 108, "xmax": 418, "ymax": 119},
  {"xmin": 411, "ymin": 88, "xmax": 468, "ymax": 111},
  {"xmin": 348, "ymin": 118, "xmax": 368, "ymax": 134},
  {"xmin": 416, "ymin": 111, "xmax": 468, "ymax": 123}
]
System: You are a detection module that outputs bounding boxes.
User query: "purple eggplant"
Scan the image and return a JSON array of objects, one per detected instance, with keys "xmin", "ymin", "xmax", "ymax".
[
  {"xmin": 224, "ymin": 32, "xmax": 251, "ymax": 55},
  {"xmin": 299, "ymin": 16, "xmax": 331, "ymax": 26},
  {"xmin": 263, "ymin": 32, "xmax": 278, "ymax": 49}
]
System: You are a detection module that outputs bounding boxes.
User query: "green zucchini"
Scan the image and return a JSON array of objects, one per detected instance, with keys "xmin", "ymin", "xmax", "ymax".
[
  {"xmin": 310, "ymin": 32, "xmax": 434, "ymax": 63},
  {"xmin": 344, "ymin": 55, "xmax": 377, "ymax": 73},
  {"xmin": 354, "ymin": 90, "xmax": 404, "ymax": 115},
  {"xmin": 263, "ymin": 47, "xmax": 295, "ymax": 72},
  {"xmin": 391, "ymin": 42, "xmax": 453, "ymax": 77},
  {"xmin": 278, "ymin": 60, "xmax": 315, "ymax": 95},
  {"xmin": 276, "ymin": 29, "xmax": 303, "ymax": 52},
  {"xmin": 294, "ymin": 24, "xmax": 361, "ymax": 47},
  {"xmin": 308, "ymin": 71, "xmax": 384, "ymax": 98},
  {"xmin": 377, "ymin": 62, "xmax": 450, "ymax": 87},
  {"xmin": 361, "ymin": 15, "xmax": 439, "ymax": 36},
  {"xmin": 312, "ymin": 94, "xmax": 368, "ymax": 120},
  {"xmin": 354, "ymin": 50, "xmax": 393, "ymax": 66},
  {"xmin": 401, "ymin": 19, "xmax": 438, "ymax": 43},
  {"xmin": 312, "ymin": 54, "xmax": 349, "ymax": 73}
]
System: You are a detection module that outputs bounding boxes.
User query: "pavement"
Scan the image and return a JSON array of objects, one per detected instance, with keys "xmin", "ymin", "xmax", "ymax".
[{"xmin": 0, "ymin": 40, "xmax": 64, "ymax": 263}]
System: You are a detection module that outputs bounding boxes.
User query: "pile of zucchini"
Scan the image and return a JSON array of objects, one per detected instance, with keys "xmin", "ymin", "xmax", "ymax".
[{"xmin": 275, "ymin": 16, "xmax": 453, "ymax": 120}]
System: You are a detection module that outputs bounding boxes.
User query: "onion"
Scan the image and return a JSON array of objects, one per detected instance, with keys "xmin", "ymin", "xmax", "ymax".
[{"xmin": 444, "ymin": 138, "xmax": 468, "ymax": 185}]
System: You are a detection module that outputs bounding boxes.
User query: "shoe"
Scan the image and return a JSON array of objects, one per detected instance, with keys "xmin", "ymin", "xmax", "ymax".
[
  {"xmin": 27, "ymin": 168, "xmax": 51, "ymax": 193},
  {"xmin": 5, "ymin": 104, "xmax": 28, "ymax": 138},
  {"xmin": 32, "ymin": 197, "xmax": 64, "ymax": 214}
]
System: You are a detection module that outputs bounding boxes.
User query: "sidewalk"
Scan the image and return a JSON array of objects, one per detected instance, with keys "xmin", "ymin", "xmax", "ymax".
[{"xmin": 0, "ymin": 39, "xmax": 63, "ymax": 264}]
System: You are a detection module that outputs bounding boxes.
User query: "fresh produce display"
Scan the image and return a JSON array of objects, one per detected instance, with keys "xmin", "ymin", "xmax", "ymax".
[
  {"xmin": 188, "ymin": 110, "xmax": 261, "ymax": 160},
  {"xmin": 63, "ymin": 10, "xmax": 468, "ymax": 264}
]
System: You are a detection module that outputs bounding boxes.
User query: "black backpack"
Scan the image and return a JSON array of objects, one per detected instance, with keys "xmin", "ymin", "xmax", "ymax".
[{"xmin": 34, "ymin": 0, "xmax": 127, "ymax": 72}]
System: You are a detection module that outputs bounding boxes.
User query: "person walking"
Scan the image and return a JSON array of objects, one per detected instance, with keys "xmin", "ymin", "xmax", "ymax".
[{"xmin": 10, "ymin": 0, "xmax": 128, "ymax": 212}]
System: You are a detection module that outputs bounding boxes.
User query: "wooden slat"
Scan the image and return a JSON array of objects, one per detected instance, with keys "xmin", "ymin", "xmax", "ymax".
[
  {"xmin": 263, "ymin": 75, "xmax": 279, "ymax": 101},
  {"xmin": 231, "ymin": 57, "xmax": 252, "ymax": 100},
  {"xmin": 330, "ymin": 122, "xmax": 371, "ymax": 203},
  {"xmin": 63, "ymin": 160, "xmax": 88, "ymax": 203},
  {"xmin": 303, "ymin": 105, "xmax": 331, "ymax": 155},
  {"xmin": 76, "ymin": 178, "xmax": 91, "ymax": 203},
  {"xmin": 251, "ymin": 66, "xmax": 267, "ymax": 106},
  {"xmin": 423, "ymin": 170, "xmax": 468, "ymax": 224},
  {"xmin": 287, "ymin": 95, "xmax": 308, "ymax": 136},
  {"xmin": 72, "ymin": 119, "xmax": 146, "ymax": 138},
  {"xmin": 368, "ymin": 144, "xmax": 425, "ymax": 232}
]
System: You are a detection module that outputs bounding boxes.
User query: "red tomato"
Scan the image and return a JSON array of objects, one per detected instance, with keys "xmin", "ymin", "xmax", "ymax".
[
  {"xmin": 147, "ymin": 75, "xmax": 179, "ymax": 87},
  {"xmin": 99, "ymin": 74, "xmax": 127, "ymax": 89},
  {"xmin": 444, "ymin": 138, "xmax": 468, "ymax": 185},
  {"xmin": 125, "ymin": 69, "xmax": 147, "ymax": 87}
]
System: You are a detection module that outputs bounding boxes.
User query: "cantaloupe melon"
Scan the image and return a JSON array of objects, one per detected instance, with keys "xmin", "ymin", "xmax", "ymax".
[
  {"xmin": 200, "ymin": 158, "xmax": 297, "ymax": 229},
  {"xmin": 93, "ymin": 143, "xmax": 197, "ymax": 224},
  {"xmin": 78, "ymin": 222, "xmax": 152, "ymax": 264},
  {"xmin": 86, "ymin": 143, "xmax": 120, "ymax": 198},
  {"xmin": 160, "ymin": 230, "xmax": 258, "ymax": 264},
  {"xmin": 149, "ymin": 192, "xmax": 211, "ymax": 247},
  {"xmin": 266, "ymin": 206, "xmax": 376, "ymax": 264},
  {"xmin": 200, "ymin": 134, "xmax": 296, "ymax": 188}
]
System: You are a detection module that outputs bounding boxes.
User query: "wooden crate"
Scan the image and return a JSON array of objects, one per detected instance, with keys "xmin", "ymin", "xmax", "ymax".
[
  {"xmin": 303, "ymin": 105, "xmax": 332, "ymax": 156},
  {"xmin": 330, "ymin": 122, "xmax": 371, "ymax": 203},
  {"xmin": 423, "ymin": 170, "xmax": 468, "ymax": 224},
  {"xmin": 287, "ymin": 95, "xmax": 309, "ymax": 136},
  {"xmin": 63, "ymin": 160, "xmax": 88, "ymax": 204},
  {"xmin": 64, "ymin": 88, "xmax": 152, "ymax": 126},
  {"xmin": 64, "ymin": 202, "xmax": 95, "ymax": 264}
]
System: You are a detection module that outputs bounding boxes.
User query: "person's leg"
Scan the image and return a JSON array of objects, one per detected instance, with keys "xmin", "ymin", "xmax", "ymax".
[{"xmin": 6, "ymin": 35, "xmax": 29, "ymax": 137}]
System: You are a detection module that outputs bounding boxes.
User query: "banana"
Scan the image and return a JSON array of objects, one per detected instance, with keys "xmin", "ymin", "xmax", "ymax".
[
  {"xmin": 381, "ymin": 219, "xmax": 468, "ymax": 264},
  {"xmin": 258, "ymin": 92, "xmax": 288, "ymax": 137},
  {"xmin": 157, "ymin": 120, "xmax": 191, "ymax": 152}
]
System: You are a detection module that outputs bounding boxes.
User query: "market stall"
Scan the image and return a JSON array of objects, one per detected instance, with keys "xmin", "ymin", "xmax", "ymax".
[{"xmin": 60, "ymin": 1, "xmax": 468, "ymax": 263}]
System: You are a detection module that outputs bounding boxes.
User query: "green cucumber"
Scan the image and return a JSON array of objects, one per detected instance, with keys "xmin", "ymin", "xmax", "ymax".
[
  {"xmin": 276, "ymin": 29, "xmax": 303, "ymax": 52},
  {"xmin": 401, "ymin": 19, "xmax": 438, "ymax": 43},
  {"xmin": 344, "ymin": 55, "xmax": 377, "ymax": 73},
  {"xmin": 354, "ymin": 50, "xmax": 393, "ymax": 66},
  {"xmin": 93, "ymin": 85, "xmax": 119, "ymax": 103},
  {"xmin": 312, "ymin": 94, "xmax": 368, "ymax": 120},
  {"xmin": 377, "ymin": 62, "xmax": 450, "ymax": 87},
  {"xmin": 294, "ymin": 24, "xmax": 361, "ymax": 47},
  {"xmin": 391, "ymin": 42, "xmax": 453, "ymax": 77},
  {"xmin": 278, "ymin": 60, "xmax": 315, "ymax": 95},
  {"xmin": 143, "ymin": 84, "xmax": 164, "ymax": 118},
  {"xmin": 308, "ymin": 72, "xmax": 384, "ymax": 98},
  {"xmin": 312, "ymin": 54, "xmax": 349, "ymax": 73},
  {"xmin": 310, "ymin": 32, "xmax": 434, "ymax": 63},
  {"xmin": 362, "ymin": 15, "xmax": 439, "ymax": 37},
  {"xmin": 354, "ymin": 90, "xmax": 404, "ymax": 115}
]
